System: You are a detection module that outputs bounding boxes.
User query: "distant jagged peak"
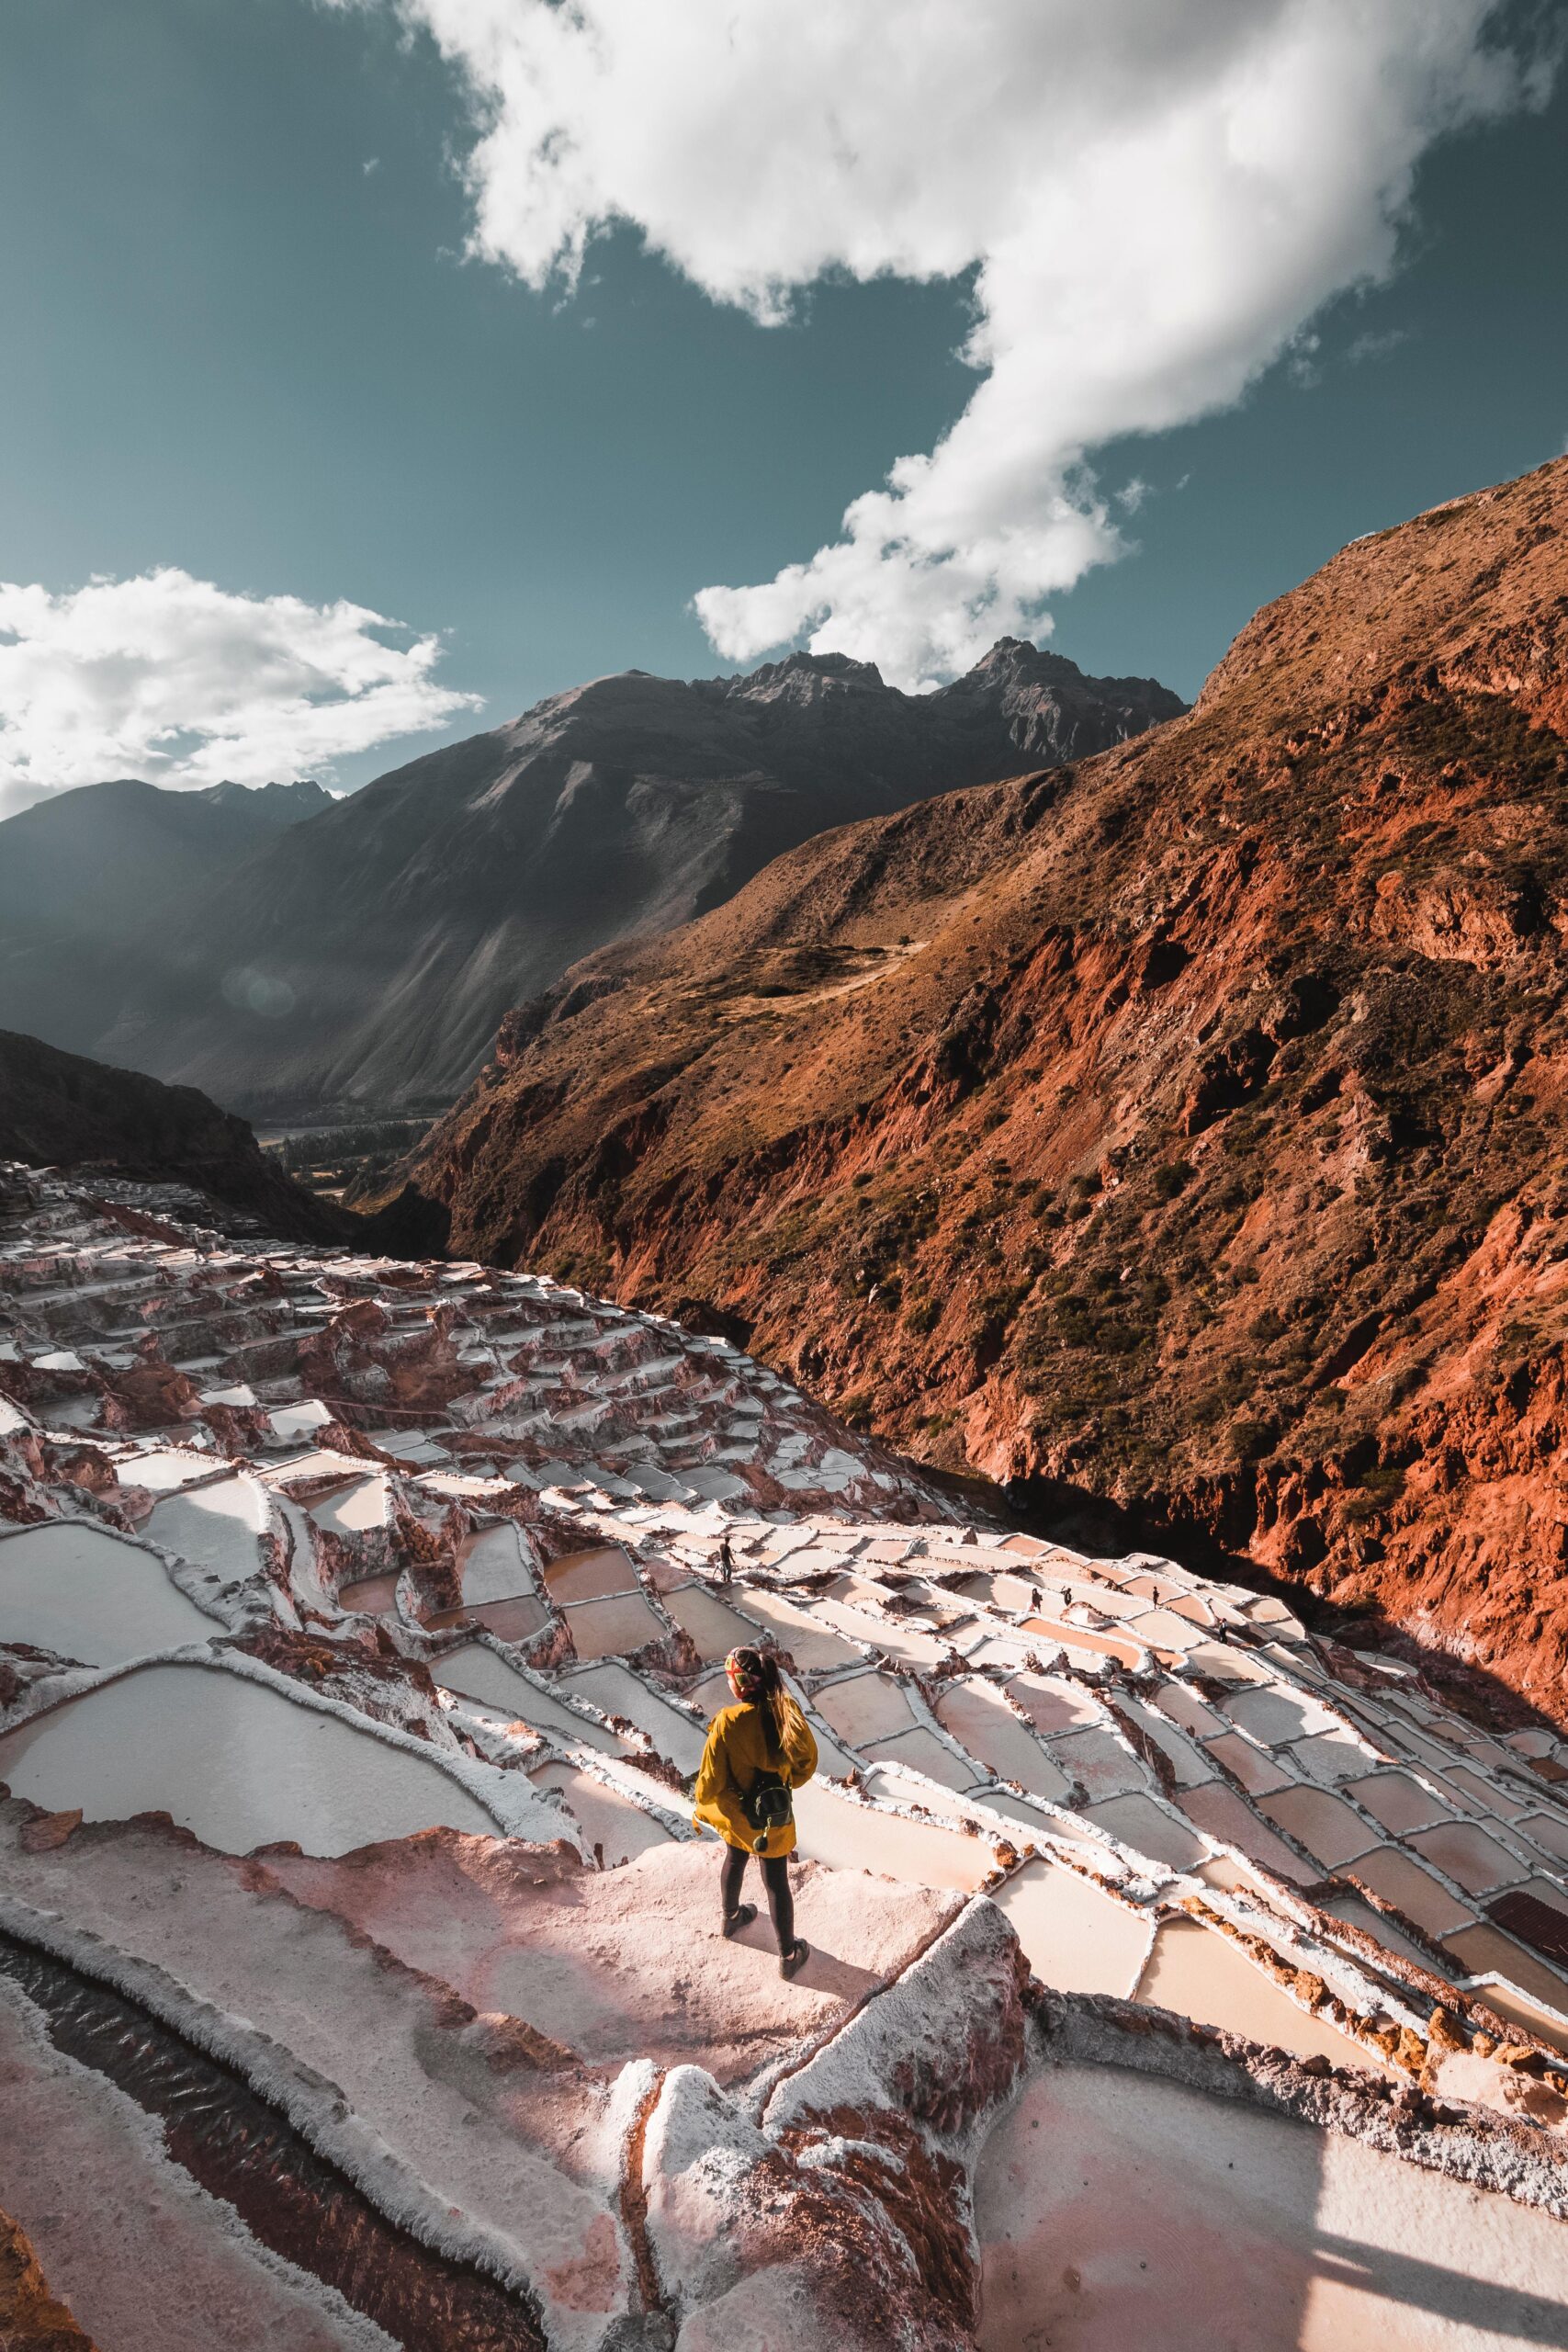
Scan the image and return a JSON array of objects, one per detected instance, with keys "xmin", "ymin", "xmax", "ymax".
[
  {"xmin": 200, "ymin": 777, "xmax": 333, "ymax": 814},
  {"xmin": 715, "ymin": 648, "xmax": 890, "ymax": 704},
  {"xmin": 941, "ymin": 634, "xmax": 1189, "ymax": 711}
]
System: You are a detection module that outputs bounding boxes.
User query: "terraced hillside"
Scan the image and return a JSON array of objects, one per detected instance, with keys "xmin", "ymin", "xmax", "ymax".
[{"xmin": 2, "ymin": 1167, "xmax": 1568, "ymax": 2345}]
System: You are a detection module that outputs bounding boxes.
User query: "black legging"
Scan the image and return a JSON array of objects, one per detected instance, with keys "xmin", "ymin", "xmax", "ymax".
[{"xmin": 720, "ymin": 1843, "xmax": 795, "ymax": 1952}]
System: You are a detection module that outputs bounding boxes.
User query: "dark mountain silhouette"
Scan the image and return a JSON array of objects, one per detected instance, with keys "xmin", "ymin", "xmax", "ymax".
[
  {"xmin": 0, "ymin": 1027, "xmax": 349, "ymax": 1242},
  {"xmin": 74, "ymin": 644, "xmax": 1182, "ymax": 1116}
]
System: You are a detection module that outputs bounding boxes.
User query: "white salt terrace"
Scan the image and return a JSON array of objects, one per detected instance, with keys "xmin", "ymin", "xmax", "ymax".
[{"xmin": 3, "ymin": 1166, "xmax": 1568, "ymax": 2345}]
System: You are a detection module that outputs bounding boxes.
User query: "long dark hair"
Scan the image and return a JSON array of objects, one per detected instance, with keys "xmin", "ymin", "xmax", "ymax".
[{"xmin": 727, "ymin": 1646, "xmax": 785, "ymax": 1751}]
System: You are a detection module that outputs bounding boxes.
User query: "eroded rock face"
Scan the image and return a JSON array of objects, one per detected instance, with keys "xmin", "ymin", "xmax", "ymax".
[
  {"xmin": 376, "ymin": 457, "xmax": 1568, "ymax": 1729},
  {"xmin": 2, "ymin": 1167, "xmax": 1567, "ymax": 2346}
]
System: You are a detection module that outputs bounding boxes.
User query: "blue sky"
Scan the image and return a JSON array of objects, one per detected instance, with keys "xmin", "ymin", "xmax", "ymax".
[{"xmin": 0, "ymin": 0, "xmax": 1562, "ymax": 802}]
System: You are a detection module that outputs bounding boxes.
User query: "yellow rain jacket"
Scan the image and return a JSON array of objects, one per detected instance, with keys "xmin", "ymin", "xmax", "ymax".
[{"xmin": 693, "ymin": 1691, "xmax": 818, "ymax": 1859}]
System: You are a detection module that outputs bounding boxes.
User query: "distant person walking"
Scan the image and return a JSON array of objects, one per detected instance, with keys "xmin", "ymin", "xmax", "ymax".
[
  {"xmin": 717, "ymin": 1534, "xmax": 736, "ymax": 1587},
  {"xmin": 694, "ymin": 1647, "xmax": 817, "ymax": 1978}
]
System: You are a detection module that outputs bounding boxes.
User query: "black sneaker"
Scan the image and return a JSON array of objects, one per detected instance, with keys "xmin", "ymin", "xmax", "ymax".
[
  {"xmin": 780, "ymin": 1939, "xmax": 809, "ymax": 1980},
  {"xmin": 722, "ymin": 1904, "xmax": 757, "ymax": 1939}
]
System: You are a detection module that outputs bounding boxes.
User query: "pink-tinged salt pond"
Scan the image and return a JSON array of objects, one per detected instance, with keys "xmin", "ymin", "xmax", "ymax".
[
  {"xmin": 528, "ymin": 1760, "xmax": 674, "ymax": 1866},
  {"xmin": 1135, "ymin": 1918, "xmax": 1388, "ymax": 2072},
  {"xmin": 934, "ymin": 1679, "xmax": 1073, "ymax": 1801},
  {"xmin": 976, "ymin": 2060, "xmax": 1568, "ymax": 2350},
  {"xmin": 556, "ymin": 1662, "xmax": 707, "ymax": 1773},
  {"xmin": 0, "ymin": 1660, "xmax": 500, "ymax": 1854},
  {"xmin": 790, "ymin": 1779, "xmax": 998, "ymax": 1893},
  {"xmin": 541, "ymin": 1545, "xmax": 636, "ymax": 1603},
  {"xmin": 559, "ymin": 1590, "xmax": 666, "ymax": 1657},
  {"xmin": 457, "ymin": 1520, "xmax": 538, "ymax": 1605},
  {"xmin": 144, "ymin": 1474, "xmax": 273, "ymax": 1584},
  {"xmin": 992, "ymin": 1860, "xmax": 1150, "ymax": 1997},
  {"xmin": 660, "ymin": 1582, "xmax": 763, "ymax": 1662},
  {"xmin": 812, "ymin": 1668, "xmax": 918, "ymax": 1747},
  {"xmin": 433, "ymin": 1644, "xmax": 628, "ymax": 1753}
]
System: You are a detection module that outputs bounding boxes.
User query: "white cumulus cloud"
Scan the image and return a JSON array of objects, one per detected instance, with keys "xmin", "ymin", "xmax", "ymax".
[
  {"xmin": 346, "ymin": 0, "xmax": 1548, "ymax": 685},
  {"xmin": 0, "ymin": 569, "xmax": 480, "ymax": 796}
]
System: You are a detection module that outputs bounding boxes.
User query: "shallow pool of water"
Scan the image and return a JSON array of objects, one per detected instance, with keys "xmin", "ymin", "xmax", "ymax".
[
  {"xmin": 458, "ymin": 1521, "xmax": 537, "ymax": 1606},
  {"xmin": 790, "ymin": 1779, "xmax": 997, "ymax": 1893},
  {"xmin": 542, "ymin": 1547, "xmax": 637, "ymax": 1604},
  {"xmin": 0, "ymin": 1659, "xmax": 501, "ymax": 1854},
  {"xmin": 726, "ymin": 1587, "xmax": 863, "ymax": 1669},
  {"xmin": 812, "ymin": 1671, "xmax": 918, "ymax": 1747},
  {"xmin": 975, "ymin": 2059, "xmax": 1562, "ymax": 2351},
  {"xmin": 433, "ymin": 1645, "xmax": 626, "ymax": 1752},
  {"xmin": 660, "ymin": 1583, "xmax": 763, "ymax": 1663},
  {"xmin": 1135, "ymin": 1917, "xmax": 1386, "ymax": 2072},
  {"xmin": 556, "ymin": 1663, "xmax": 707, "ymax": 1774},
  {"xmin": 529, "ymin": 1760, "xmax": 675, "ymax": 1866},
  {"xmin": 309, "ymin": 1474, "xmax": 392, "ymax": 1540},
  {"xmin": 113, "ymin": 1450, "xmax": 221, "ymax": 1493},
  {"xmin": 337, "ymin": 1571, "xmax": 401, "ymax": 1617},
  {"xmin": 562, "ymin": 1591, "xmax": 666, "ymax": 1658},
  {"xmin": 934, "ymin": 1679, "xmax": 1072, "ymax": 1801},
  {"xmin": 992, "ymin": 1859, "xmax": 1151, "ymax": 1998},
  {"xmin": 144, "ymin": 1476, "xmax": 273, "ymax": 1585},
  {"xmin": 0, "ymin": 1521, "xmax": 217, "ymax": 1666}
]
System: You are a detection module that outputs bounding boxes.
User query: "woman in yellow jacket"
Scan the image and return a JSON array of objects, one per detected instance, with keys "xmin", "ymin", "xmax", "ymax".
[{"xmin": 694, "ymin": 1647, "xmax": 817, "ymax": 1978}]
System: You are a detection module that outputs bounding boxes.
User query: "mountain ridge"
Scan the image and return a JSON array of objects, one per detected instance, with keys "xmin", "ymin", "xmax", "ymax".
[{"xmin": 57, "ymin": 642, "xmax": 1182, "ymax": 1116}]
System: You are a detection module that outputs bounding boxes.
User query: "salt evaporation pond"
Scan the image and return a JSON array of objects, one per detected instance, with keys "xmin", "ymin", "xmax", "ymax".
[
  {"xmin": 1135, "ymin": 1917, "xmax": 1386, "ymax": 2072},
  {"xmin": 993, "ymin": 1859, "xmax": 1151, "ymax": 1998},
  {"xmin": 144, "ymin": 1475, "xmax": 273, "ymax": 1583},
  {"xmin": 974, "ymin": 2062, "xmax": 1568, "ymax": 2350},
  {"xmin": 934, "ymin": 1679, "xmax": 1074, "ymax": 1801},
  {"xmin": 434, "ymin": 1643, "xmax": 629, "ymax": 1753},
  {"xmin": 661, "ymin": 1582, "xmax": 764, "ymax": 1662},
  {"xmin": 0, "ymin": 1521, "xmax": 216, "ymax": 1666},
  {"xmin": 542, "ymin": 1545, "xmax": 636, "ymax": 1603},
  {"xmin": 558, "ymin": 1662, "xmax": 707, "ymax": 1773},
  {"xmin": 0, "ymin": 1660, "xmax": 501, "ymax": 1854},
  {"xmin": 459, "ymin": 1521, "xmax": 537, "ymax": 1604},
  {"xmin": 791, "ymin": 1778, "xmax": 998, "ymax": 1892},
  {"xmin": 529, "ymin": 1760, "xmax": 675, "ymax": 1866}
]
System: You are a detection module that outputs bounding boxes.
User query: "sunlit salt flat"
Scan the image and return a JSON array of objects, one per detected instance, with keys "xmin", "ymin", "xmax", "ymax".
[
  {"xmin": 144, "ymin": 1475, "xmax": 273, "ymax": 1583},
  {"xmin": 975, "ymin": 2062, "xmax": 1568, "ymax": 2351}
]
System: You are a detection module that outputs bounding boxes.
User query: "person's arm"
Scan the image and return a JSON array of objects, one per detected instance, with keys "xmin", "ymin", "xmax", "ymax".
[
  {"xmin": 692, "ymin": 1713, "xmax": 754, "ymax": 1848},
  {"xmin": 776, "ymin": 1690, "xmax": 818, "ymax": 1788}
]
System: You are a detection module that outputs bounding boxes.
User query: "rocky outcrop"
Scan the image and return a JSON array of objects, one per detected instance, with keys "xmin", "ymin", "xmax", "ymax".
[
  {"xmin": 373, "ymin": 458, "xmax": 1568, "ymax": 1724},
  {"xmin": 0, "ymin": 2207, "xmax": 96, "ymax": 2349},
  {"xmin": 83, "ymin": 645, "xmax": 1181, "ymax": 1115}
]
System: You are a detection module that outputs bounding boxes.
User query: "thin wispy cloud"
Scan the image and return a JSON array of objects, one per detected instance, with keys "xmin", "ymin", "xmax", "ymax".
[
  {"xmin": 340, "ymin": 0, "xmax": 1551, "ymax": 686},
  {"xmin": 0, "ymin": 570, "xmax": 479, "ymax": 795}
]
